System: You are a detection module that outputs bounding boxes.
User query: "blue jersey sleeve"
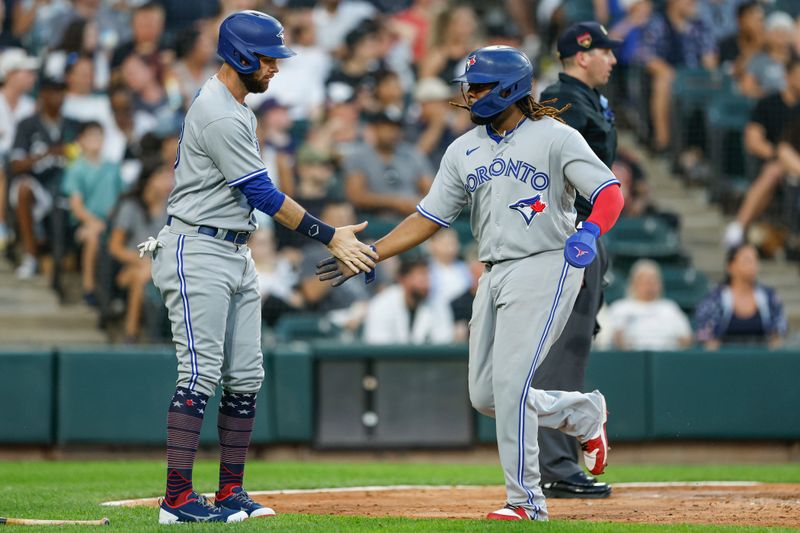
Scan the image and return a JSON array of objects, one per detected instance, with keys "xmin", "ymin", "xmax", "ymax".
[{"xmin": 237, "ymin": 173, "xmax": 286, "ymax": 216}]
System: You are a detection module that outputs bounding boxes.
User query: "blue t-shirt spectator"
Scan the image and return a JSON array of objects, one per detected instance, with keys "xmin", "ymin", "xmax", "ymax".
[
  {"xmin": 637, "ymin": 11, "xmax": 717, "ymax": 68},
  {"xmin": 62, "ymin": 156, "xmax": 125, "ymax": 219}
]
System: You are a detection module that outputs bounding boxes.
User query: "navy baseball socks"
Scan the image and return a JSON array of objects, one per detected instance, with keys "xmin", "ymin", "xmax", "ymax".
[
  {"xmin": 214, "ymin": 391, "xmax": 275, "ymax": 518},
  {"xmin": 159, "ymin": 387, "xmax": 247, "ymax": 524}
]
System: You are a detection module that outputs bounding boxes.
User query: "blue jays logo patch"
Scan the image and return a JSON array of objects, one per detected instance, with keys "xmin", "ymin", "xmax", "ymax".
[
  {"xmin": 466, "ymin": 55, "xmax": 476, "ymax": 70},
  {"xmin": 278, "ymin": 29, "xmax": 285, "ymax": 44},
  {"xmin": 509, "ymin": 194, "xmax": 547, "ymax": 227}
]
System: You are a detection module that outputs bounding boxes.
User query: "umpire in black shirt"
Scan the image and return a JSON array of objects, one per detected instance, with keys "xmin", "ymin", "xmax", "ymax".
[{"xmin": 534, "ymin": 21, "xmax": 621, "ymax": 499}]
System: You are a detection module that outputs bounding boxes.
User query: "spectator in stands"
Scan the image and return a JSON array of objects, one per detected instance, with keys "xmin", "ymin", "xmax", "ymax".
[
  {"xmin": 363, "ymin": 251, "xmax": 454, "ymax": 345},
  {"xmin": 724, "ymin": 58, "xmax": 800, "ymax": 248},
  {"xmin": 62, "ymin": 121, "xmax": 125, "ymax": 305},
  {"xmin": 608, "ymin": 0, "xmax": 653, "ymax": 66},
  {"xmin": 262, "ymin": 9, "xmax": 331, "ymax": 122},
  {"xmin": 120, "ymin": 53, "xmax": 181, "ymax": 138},
  {"xmin": 695, "ymin": 243, "xmax": 787, "ymax": 348},
  {"xmin": 778, "ymin": 117, "xmax": 800, "ymax": 178},
  {"xmin": 697, "ymin": 0, "xmax": 748, "ymax": 43},
  {"xmin": 427, "ymin": 227, "xmax": 471, "ymax": 308},
  {"xmin": 299, "ymin": 199, "xmax": 371, "ymax": 331},
  {"xmin": 344, "ymin": 110, "xmax": 433, "ymax": 218},
  {"xmin": 418, "ymin": 5, "xmax": 479, "ymax": 83},
  {"xmin": 636, "ymin": 0, "xmax": 718, "ymax": 152},
  {"xmin": 110, "ymin": 1, "xmax": 168, "ymax": 71},
  {"xmin": 0, "ymin": 48, "xmax": 38, "ymax": 251},
  {"xmin": 412, "ymin": 76, "xmax": 470, "ymax": 168},
  {"xmin": 107, "ymin": 158, "xmax": 172, "ymax": 342},
  {"xmin": 740, "ymin": 11, "xmax": 796, "ymax": 99},
  {"xmin": 256, "ymin": 98, "xmax": 295, "ymax": 195},
  {"xmin": 172, "ymin": 26, "xmax": 217, "ymax": 110},
  {"xmin": 391, "ymin": 0, "xmax": 441, "ymax": 65},
  {"xmin": 718, "ymin": 1, "xmax": 765, "ymax": 82},
  {"xmin": 326, "ymin": 20, "xmax": 387, "ymax": 111},
  {"xmin": 274, "ymin": 143, "xmax": 338, "ymax": 251},
  {"xmin": 369, "ymin": 69, "xmax": 405, "ymax": 120},
  {"xmin": 607, "ymin": 259, "xmax": 693, "ymax": 350},
  {"xmin": 61, "ymin": 54, "xmax": 116, "ymax": 158},
  {"xmin": 9, "ymin": 77, "xmax": 80, "ymax": 279},
  {"xmin": 248, "ymin": 225, "xmax": 303, "ymax": 328},
  {"xmin": 312, "ymin": 0, "xmax": 377, "ymax": 54}
]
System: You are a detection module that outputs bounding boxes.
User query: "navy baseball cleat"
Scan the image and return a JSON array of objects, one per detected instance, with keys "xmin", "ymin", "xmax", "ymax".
[
  {"xmin": 158, "ymin": 492, "xmax": 248, "ymax": 524},
  {"xmin": 215, "ymin": 486, "xmax": 276, "ymax": 518}
]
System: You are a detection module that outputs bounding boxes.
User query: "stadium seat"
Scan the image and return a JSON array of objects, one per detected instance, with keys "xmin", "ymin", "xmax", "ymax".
[
  {"xmin": 274, "ymin": 313, "xmax": 340, "ymax": 343},
  {"xmin": 705, "ymin": 92, "xmax": 757, "ymax": 209},
  {"xmin": 604, "ymin": 216, "xmax": 682, "ymax": 260},
  {"xmin": 660, "ymin": 265, "xmax": 711, "ymax": 314},
  {"xmin": 670, "ymin": 68, "xmax": 734, "ymax": 162}
]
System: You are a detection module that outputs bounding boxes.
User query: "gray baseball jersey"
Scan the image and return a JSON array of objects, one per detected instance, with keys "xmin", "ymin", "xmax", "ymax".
[
  {"xmin": 168, "ymin": 75, "xmax": 267, "ymax": 233},
  {"xmin": 416, "ymin": 117, "xmax": 619, "ymax": 263},
  {"xmin": 416, "ymin": 116, "xmax": 616, "ymax": 519}
]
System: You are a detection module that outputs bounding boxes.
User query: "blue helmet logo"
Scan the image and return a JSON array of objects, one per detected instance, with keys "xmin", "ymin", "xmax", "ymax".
[
  {"xmin": 218, "ymin": 10, "xmax": 296, "ymax": 74},
  {"xmin": 452, "ymin": 46, "xmax": 533, "ymax": 118}
]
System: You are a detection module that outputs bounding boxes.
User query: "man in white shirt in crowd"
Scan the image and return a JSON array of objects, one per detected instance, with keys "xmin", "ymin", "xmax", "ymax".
[
  {"xmin": 607, "ymin": 259, "xmax": 693, "ymax": 350},
  {"xmin": 363, "ymin": 251, "xmax": 454, "ymax": 345},
  {"xmin": 0, "ymin": 48, "xmax": 38, "ymax": 250}
]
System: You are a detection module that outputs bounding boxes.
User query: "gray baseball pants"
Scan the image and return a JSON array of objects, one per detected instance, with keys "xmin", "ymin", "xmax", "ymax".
[
  {"xmin": 151, "ymin": 220, "xmax": 264, "ymax": 397},
  {"xmin": 468, "ymin": 251, "xmax": 605, "ymax": 520}
]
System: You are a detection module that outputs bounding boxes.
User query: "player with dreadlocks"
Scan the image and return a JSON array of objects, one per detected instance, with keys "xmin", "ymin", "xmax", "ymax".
[{"xmin": 317, "ymin": 45, "xmax": 624, "ymax": 520}]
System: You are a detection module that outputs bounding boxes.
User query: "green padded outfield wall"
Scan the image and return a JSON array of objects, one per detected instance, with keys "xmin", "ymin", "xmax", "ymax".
[
  {"xmin": 0, "ymin": 351, "xmax": 54, "ymax": 444},
  {"xmin": 56, "ymin": 348, "xmax": 274, "ymax": 445},
  {"xmin": 650, "ymin": 349, "xmax": 800, "ymax": 439}
]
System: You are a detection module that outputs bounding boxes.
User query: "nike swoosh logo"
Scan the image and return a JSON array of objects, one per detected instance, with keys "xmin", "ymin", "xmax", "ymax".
[{"xmin": 466, "ymin": 146, "xmax": 480, "ymax": 156}]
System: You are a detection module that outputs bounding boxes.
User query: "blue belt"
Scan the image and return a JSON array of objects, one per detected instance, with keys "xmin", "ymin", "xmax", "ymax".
[{"xmin": 167, "ymin": 216, "xmax": 251, "ymax": 245}]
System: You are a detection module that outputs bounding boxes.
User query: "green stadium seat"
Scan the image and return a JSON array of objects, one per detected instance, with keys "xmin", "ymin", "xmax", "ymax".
[
  {"xmin": 670, "ymin": 69, "xmax": 734, "ymax": 159},
  {"xmin": 604, "ymin": 216, "xmax": 682, "ymax": 260},
  {"xmin": 704, "ymin": 92, "xmax": 757, "ymax": 208},
  {"xmin": 274, "ymin": 313, "xmax": 340, "ymax": 343},
  {"xmin": 660, "ymin": 265, "xmax": 711, "ymax": 314}
]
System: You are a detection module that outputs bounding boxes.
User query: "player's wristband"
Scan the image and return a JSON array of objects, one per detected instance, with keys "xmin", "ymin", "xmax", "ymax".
[
  {"xmin": 365, "ymin": 245, "xmax": 377, "ymax": 284},
  {"xmin": 296, "ymin": 212, "xmax": 335, "ymax": 245}
]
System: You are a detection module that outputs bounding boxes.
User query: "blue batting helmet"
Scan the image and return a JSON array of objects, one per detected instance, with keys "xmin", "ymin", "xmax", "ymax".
[
  {"xmin": 452, "ymin": 46, "xmax": 533, "ymax": 118},
  {"xmin": 217, "ymin": 11, "xmax": 296, "ymax": 75}
]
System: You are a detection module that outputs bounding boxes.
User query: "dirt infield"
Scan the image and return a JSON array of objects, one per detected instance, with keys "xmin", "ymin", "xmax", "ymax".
[{"xmin": 109, "ymin": 483, "xmax": 800, "ymax": 527}]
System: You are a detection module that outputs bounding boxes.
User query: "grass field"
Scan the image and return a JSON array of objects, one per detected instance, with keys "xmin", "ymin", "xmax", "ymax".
[{"xmin": 0, "ymin": 461, "xmax": 798, "ymax": 532}]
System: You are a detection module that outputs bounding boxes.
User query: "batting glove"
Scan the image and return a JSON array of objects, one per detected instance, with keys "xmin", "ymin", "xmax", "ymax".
[
  {"xmin": 564, "ymin": 221, "xmax": 600, "ymax": 268},
  {"xmin": 137, "ymin": 236, "xmax": 163, "ymax": 258},
  {"xmin": 316, "ymin": 254, "xmax": 376, "ymax": 287}
]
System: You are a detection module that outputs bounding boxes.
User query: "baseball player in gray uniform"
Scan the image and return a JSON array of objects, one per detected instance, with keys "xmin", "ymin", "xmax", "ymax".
[
  {"xmin": 140, "ymin": 11, "xmax": 377, "ymax": 524},
  {"xmin": 318, "ymin": 45, "xmax": 625, "ymax": 520}
]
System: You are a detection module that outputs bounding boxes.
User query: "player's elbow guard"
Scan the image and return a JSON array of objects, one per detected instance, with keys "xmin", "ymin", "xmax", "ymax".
[{"xmin": 564, "ymin": 221, "xmax": 600, "ymax": 268}]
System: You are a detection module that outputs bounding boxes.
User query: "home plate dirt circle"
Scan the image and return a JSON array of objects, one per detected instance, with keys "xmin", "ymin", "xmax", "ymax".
[{"xmin": 103, "ymin": 483, "xmax": 800, "ymax": 527}]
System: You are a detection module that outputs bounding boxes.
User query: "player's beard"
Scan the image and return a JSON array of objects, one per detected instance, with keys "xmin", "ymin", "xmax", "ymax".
[
  {"xmin": 238, "ymin": 71, "xmax": 269, "ymax": 94},
  {"xmin": 469, "ymin": 110, "xmax": 501, "ymax": 125}
]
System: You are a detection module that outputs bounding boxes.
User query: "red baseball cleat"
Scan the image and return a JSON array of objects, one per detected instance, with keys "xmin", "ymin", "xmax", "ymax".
[
  {"xmin": 487, "ymin": 505, "xmax": 532, "ymax": 520},
  {"xmin": 581, "ymin": 394, "xmax": 609, "ymax": 475}
]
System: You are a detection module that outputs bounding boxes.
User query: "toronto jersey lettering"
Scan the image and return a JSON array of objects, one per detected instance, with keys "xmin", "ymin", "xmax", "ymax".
[
  {"xmin": 168, "ymin": 75, "xmax": 267, "ymax": 232},
  {"xmin": 417, "ymin": 117, "xmax": 619, "ymax": 263}
]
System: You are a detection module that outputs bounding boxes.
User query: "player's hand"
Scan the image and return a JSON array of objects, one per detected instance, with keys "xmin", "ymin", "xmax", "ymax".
[
  {"xmin": 316, "ymin": 256, "xmax": 360, "ymax": 287},
  {"xmin": 564, "ymin": 221, "xmax": 600, "ymax": 268},
  {"xmin": 326, "ymin": 221, "xmax": 379, "ymax": 275},
  {"xmin": 137, "ymin": 236, "xmax": 164, "ymax": 258}
]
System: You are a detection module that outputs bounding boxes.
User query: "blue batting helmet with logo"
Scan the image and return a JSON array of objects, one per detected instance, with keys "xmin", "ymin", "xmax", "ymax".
[
  {"xmin": 452, "ymin": 46, "xmax": 533, "ymax": 118},
  {"xmin": 217, "ymin": 10, "xmax": 296, "ymax": 74}
]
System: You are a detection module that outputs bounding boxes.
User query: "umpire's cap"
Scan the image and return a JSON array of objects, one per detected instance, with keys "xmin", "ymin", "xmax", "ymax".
[
  {"xmin": 557, "ymin": 22, "xmax": 622, "ymax": 59},
  {"xmin": 218, "ymin": 10, "xmax": 296, "ymax": 74},
  {"xmin": 452, "ymin": 45, "xmax": 533, "ymax": 119}
]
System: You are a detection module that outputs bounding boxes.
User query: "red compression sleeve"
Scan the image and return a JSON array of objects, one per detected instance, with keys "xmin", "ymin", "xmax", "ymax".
[{"xmin": 586, "ymin": 184, "xmax": 624, "ymax": 236}]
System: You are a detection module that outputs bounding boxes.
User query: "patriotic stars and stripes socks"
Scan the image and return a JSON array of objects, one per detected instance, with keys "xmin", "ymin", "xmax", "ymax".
[
  {"xmin": 164, "ymin": 386, "xmax": 209, "ymax": 506},
  {"xmin": 216, "ymin": 391, "xmax": 257, "ymax": 497}
]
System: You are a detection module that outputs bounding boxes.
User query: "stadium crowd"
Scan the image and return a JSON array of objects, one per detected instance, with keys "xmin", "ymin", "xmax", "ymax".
[{"xmin": 0, "ymin": 0, "xmax": 795, "ymax": 347}]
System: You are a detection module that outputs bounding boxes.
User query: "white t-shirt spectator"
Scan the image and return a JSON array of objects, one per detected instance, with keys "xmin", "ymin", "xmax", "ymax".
[
  {"xmin": 363, "ymin": 285, "xmax": 454, "ymax": 345},
  {"xmin": 312, "ymin": 1, "xmax": 376, "ymax": 53},
  {"xmin": 0, "ymin": 93, "xmax": 35, "ymax": 157},
  {"xmin": 607, "ymin": 298, "xmax": 692, "ymax": 351}
]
